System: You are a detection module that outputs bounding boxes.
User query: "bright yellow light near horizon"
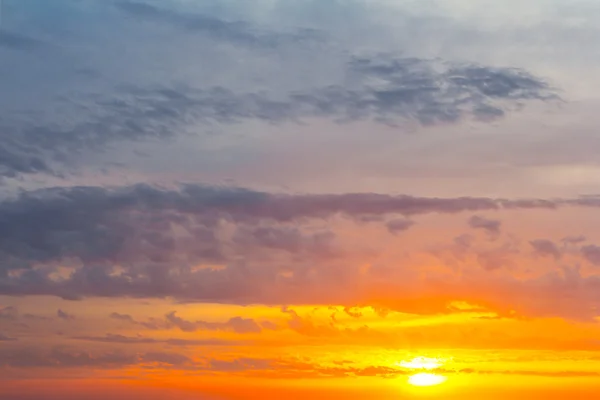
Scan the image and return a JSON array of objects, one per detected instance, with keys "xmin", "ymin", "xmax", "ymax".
[
  {"xmin": 408, "ymin": 373, "xmax": 448, "ymax": 387},
  {"xmin": 398, "ymin": 357, "xmax": 449, "ymax": 388},
  {"xmin": 398, "ymin": 356, "xmax": 444, "ymax": 370}
]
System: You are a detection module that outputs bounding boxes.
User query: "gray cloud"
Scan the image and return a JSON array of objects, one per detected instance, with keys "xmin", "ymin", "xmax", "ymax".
[
  {"xmin": 109, "ymin": 312, "xmax": 136, "ymax": 323},
  {"xmin": 562, "ymin": 235, "xmax": 587, "ymax": 245},
  {"xmin": 581, "ymin": 245, "xmax": 600, "ymax": 266},
  {"xmin": 0, "ymin": 183, "xmax": 554, "ymax": 273},
  {"xmin": 530, "ymin": 239, "xmax": 562, "ymax": 259},
  {"xmin": 73, "ymin": 333, "xmax": 239, "ymax": 347},
  {"xmin": 109, "ymin": 310, "xmax": 267, "ymax": 334},
  {"xmin": 0, "ymin": 182, "xmax": 593, "ymax": 303},
  {"xmin": 164, "ymin": 312, "xmax": 262, "ymax": 334},
  {"xmin": 57, "ymin": 309, "xmax": 75, "ymax": 321},
  {"xmin": 233, "ymin": 226, "xmax": 336, "ymax": 257},
  {"xmin": 0, "ymin": 0, "xmax": 560, "ymax": 185},
  {"xmin": 0, "ymin": 54, "xmax": 556, "ymax": 180},
  {"xmin": 0, "ymin": 333, "xmax": 17, "ymax": 341},
  {"xmin": 468, "ymin": 215, "xmax": 502, "ymax": 235},
  {"xmin": 0, "ymin": 31, "xmax": 42, "ymax": 51},
  {"xmin": 385, "ymin": 218, "xmax": 415, "ymax": 235},
  {"xmin": 0, "ymin": 347, "xmax": 137, "ymax": 369},
  {"xmin": 0, "ymin": 346, "xmax": 191, "ymax": 368},
  {"xmin": 114, "ymin": 0, "xmax": 322, "ymax": 49}
]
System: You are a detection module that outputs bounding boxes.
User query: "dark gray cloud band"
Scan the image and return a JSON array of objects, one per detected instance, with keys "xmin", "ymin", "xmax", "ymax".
[{"xmin": 0, "ymin": 182, "xmax": 596, "ymax": 306}]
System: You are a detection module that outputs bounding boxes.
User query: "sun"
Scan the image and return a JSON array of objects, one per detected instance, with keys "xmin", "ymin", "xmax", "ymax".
[
  {"xmin": 408, "ymin": 373, "xmax": 447, "ymax": 387},
  {"xmin": 397, "ymin": 357, "xmax": 449, "ymax": 387}
]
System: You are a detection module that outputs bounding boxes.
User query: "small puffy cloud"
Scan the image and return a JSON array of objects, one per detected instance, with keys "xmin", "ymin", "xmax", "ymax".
[
  {"xmin": 581, "ymin": 245, "xmax": 600, "ymax": 266},
  {"xmin": 468, "ymin": 215, "xmax": 502, "ymax": 235},
  {"xmin": 57, "ymin": 309, "xmax": 76, "ymax": 321},
  {"xmin": 109, "ymin": 313, "xmax": 135, "ymax": 323},
  {"xmin": 530, "ymin": 239, "xmax": 562, "ymax": 259},
  {"xmin": 562, "ymin": 235, "xmax": 586, "ymax": 245},
  {"xmin": 385, "ymin": 219, "xmax": 415, "ymax": 235}
]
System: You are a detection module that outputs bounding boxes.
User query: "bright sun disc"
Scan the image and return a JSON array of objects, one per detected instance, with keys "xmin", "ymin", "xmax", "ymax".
[{"xmin": 408, "ymin": 373, "xmax": 447, "ymax": 387}]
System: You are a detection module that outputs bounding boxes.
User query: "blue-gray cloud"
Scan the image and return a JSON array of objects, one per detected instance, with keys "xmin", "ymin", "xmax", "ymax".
[
  {"xmin": 0, "ymin": 0, "xmax": 558, "ymax": 181},
  {"xmin": 114, "ymin": 0, "xmax": 323, "ymax": 48},
  {"xmin": 0, "ymin": 31, "xmax": 41, "ymax": 50}
]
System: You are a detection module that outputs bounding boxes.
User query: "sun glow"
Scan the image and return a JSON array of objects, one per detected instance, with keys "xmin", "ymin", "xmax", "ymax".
[
  {"xmin": 398, "ymin": 356, "xmax": 443, "ymax": 370},
  {"xmin": 397, "ymin": 357, "xmax": 449, "ymax": 387},
  {"xmin": 408, "ymin": 373, "xmax": 448, "ymax": 387}
]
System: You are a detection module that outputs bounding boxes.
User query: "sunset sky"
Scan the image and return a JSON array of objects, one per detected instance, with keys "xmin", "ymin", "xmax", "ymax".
[{"xmin": 2, "ymin": 0, "xmax": 600, "ymax": 399}]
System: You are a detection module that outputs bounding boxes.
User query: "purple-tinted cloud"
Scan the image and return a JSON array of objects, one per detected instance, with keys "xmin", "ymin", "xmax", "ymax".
[
  {"xmin": 530, "ymin": 239, "xmax": 562, "ymax": 259},
  {"xmin": 468, "ymin": 215, "xmax": 502, "ymax": 235},
  {"xmin": 581, "ymin": 245, "xmax": 600, "ymax": 266},
  {"xmin": 57, "ymin": 309, "xmax": 76, "ymax": 321}
]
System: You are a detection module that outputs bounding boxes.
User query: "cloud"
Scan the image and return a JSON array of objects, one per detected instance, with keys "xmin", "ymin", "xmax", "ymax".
[
  {"xmin": 0, "ymin": 347, "xmax": 138, "ymax": 369},
  {"xmin": 233, "ymin": 226, "xmax": 336, "ymax": 257},
  {"xmin": 341, "ymin": 56, "xmax": 555, "ymax": 124},
  {"xmin": 109, "ymin": 312, "xmax": 135, "ymax": 323},
  {"xmin": 0, "ymin": 182, "xmax": 597, "ymax": 311},
  {"xmin": 72, "ymin": 334, "xmax": 243, "ymax": 347},
  {"xmin": 342, "ymin": 307, "xmax": 363, "ymax": 319},
  {"xmin": 0, "ymin": 184, "xmax": 512, "ymax": 278},
  {"xmin": 530, "ymin": 239, "xmax": 562, "ymax": 259},
  {"xmin": 581, "ymin": 245, "xmax": 600, "ymax": 266},
  {"xmin": 385, "ymin": 219, "xmax": 415, "ymax": 235},
  {"xmin": 0, "ymin": 333, "xmax": 17, "ymax": 341},
  {"xmin": 141, "ymin": 352, "xmax": 191, "ymax": 366},
  {"xmin": 164, "ymin": 312, "xmax": 263, "ymax": 334},
  {"xmin": 110, "ymin": 310, "xmax": 266, "ymax": 334},
  {"xmin": 562, "ymin": 235, "xmax": 587, "ymax": 245},
  {"xmin": 113, "ymin": 0, "xmax": 321, "ymax": 49},
  {"xmin": 1, "ymin": 61, "xmax": 555, "ymax": 180},
  {"xmin": 0, "ymin": 306, "xmax": 18, "ymax": 320},
  {"xmin": 0, "ymin": 0, "xmax": 557, "ymax": 182},
  {"xmin": 0, "ymin": 346, "xmax": 194, "ymax": 369},
  {"xmin": 468, "ymin": 215, "xmax": 502, "ymax": 235},
  {"xmin": 57, "ymin": 309, "xmax": 75, "ymax": 321},
  {"xmin": 0, "ymin": 31, "xmax": 42, "ymax": 51}
]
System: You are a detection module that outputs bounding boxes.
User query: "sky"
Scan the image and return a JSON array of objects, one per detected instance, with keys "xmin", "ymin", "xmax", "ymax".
[{"xmin": 1, "ymin": 0, "xmax": 600, "ymax": 399}]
